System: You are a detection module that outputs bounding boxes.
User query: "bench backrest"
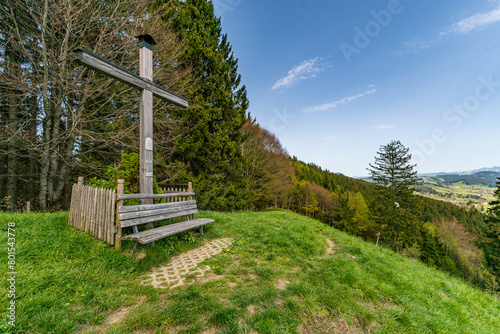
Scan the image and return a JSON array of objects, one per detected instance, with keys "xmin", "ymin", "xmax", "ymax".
[{"xmin": 118, "ymin": 200, "xmax": 198, "ymax": 228}]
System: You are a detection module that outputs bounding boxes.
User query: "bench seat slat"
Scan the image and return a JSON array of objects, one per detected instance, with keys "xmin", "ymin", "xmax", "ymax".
[
  {"xmin": 121, "ymin": 218, "xmax": 214, "ymax": 244},
  {"xmin": 119, "ymin": 200, "xmax": 197, "ymax": 213},
  {"xmin": 120, "ymin": 208, "xmax": 198, "ymax": 228},
  {"xmin": 119, "ymin": 203, "xmax": 197, "ymax": 221}
]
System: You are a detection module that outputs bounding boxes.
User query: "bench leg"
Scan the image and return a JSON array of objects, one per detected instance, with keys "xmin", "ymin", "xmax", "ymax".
[
  {"xmin": 200, "ymin": 226, "xmax": 204, "ymax": 235},
  {"xmin": 132, "ymin": 226, "xmax": 140, "ymax": 253}
]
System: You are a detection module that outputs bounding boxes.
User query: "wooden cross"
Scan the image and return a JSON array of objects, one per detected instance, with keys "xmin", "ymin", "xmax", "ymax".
[{"xmin": 74, "ymin": 35, "xmax": 189, "ymax": 203}]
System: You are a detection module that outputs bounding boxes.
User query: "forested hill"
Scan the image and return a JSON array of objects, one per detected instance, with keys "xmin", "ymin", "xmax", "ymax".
[
  {"xmin": 426, "ymin": 171, "xmax": 500, "ymax": 187},
  {"xmin": 289, "ymin": 158, "xmax": 499, "ymax": 290}
]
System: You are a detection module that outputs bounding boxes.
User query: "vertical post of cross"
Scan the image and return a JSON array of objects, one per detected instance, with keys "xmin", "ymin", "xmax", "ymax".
[{"xmin": 137, "ymin": 34, "xmax": 156, "ymax": 211}]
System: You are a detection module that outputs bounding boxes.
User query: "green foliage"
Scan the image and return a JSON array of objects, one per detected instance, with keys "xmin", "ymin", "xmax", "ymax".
[
  {"xmin": 367, "ymin": 140, "xmax": 423, "ymax": 250},
  {"xmin": 88, "ymin": 153, "xmax": 165, "ymax": 205},
  {"xmin": 482, "ymin": 178, "xmax": 500, "ymax": 286},
  {"xmin": 158, "ymin": 0, "xmax": 249, "ymax": 210}
]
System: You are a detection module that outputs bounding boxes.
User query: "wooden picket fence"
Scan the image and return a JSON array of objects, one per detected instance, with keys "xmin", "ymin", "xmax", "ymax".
[
  {"xmin": 68, "ymin": 178, "xmax": 193, "ymax": 246},
  {"xmin": 68, "ymin": 177, "xmax": 116, "ymax": 245},
  {"xmin": 161, "ymin": 184, "xmax": 192, "ymax": 221}
]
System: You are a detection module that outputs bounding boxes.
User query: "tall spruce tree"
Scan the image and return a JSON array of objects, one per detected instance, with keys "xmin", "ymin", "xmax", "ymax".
[
  {"xmin": 367, "ymin": 140, "xmax": 422, "ymax": 250},
  {"xmin": 159, "ymin": 0, "xmax": 249, "ymax": 210},
  {"xmin": 484, "ymin": 178, "xmax": 500, "ymax": 283}
]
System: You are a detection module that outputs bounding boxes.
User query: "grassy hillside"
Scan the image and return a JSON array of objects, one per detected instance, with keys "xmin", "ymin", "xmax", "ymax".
[{"xmin": 1, "ymin": 210, "xmax": 500, "ymax": 333}]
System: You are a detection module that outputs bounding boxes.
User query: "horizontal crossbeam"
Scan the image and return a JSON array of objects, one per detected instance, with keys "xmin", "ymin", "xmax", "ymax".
[{"xmin": 74, "ymin": 48, "xmax": 189, "ymax": 108}]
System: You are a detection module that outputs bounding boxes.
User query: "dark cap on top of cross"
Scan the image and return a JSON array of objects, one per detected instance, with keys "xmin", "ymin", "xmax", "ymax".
[{"xmin": 136, "ymin": 34, "xmax": 157, "ymax": 50}]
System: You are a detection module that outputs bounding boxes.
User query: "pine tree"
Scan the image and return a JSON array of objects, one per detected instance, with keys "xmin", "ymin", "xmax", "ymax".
[
  {"xmin": 367, "ymin": 140, "xmax": 422, "ymax": 250},
  {"xmin": 159, "ymin": 0, "xmax": 249, "ymax": 209},
  {"xmin": 490, "ymin": 178, "xmax": 500, "ymax": 219},
  {"xmin": 483, "ymin": 178, "xmax": 500, "ymax": 281}
]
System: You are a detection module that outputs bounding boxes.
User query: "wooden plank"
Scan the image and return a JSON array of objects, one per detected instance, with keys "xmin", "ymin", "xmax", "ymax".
[
  {"xmin": 89, "ymin": 187, "xmax": 95, "ymax": 235},
  {"xmin": 97, "ymin": 188, "xmax": 103, "ymax": 240},
  {"xmin": 74, "ymin": 48, "xmax": 189, "ymax": 107},
  {"xmin": 68, "ymin": 184, "xmax": 76, "ymax": 227},
  {"xmin": 78, "ymin": 185, "xmax": 84, "ymax": 230},
  {"xmin": 120, "ymin": 209, "xmax": 199, "ymax": 228},
  {"xmin": 110, "ymin": 189, "xmax": 116, "ymax": 245},
  {"xmin": 93, "ymin": 187, "xmax": 98, "ymax": 236},
  {"xmin": 84, "ymin": 185, "xmax": 90, "ymax": 231},
  {"xmin": 139, "ymin": 43, "xmax": 154, "ymax": 216},
  {"xmin": 90, "ymin": 186, "xmax": 96, "ymax": 235},
  {"xmin": 107, "ymin": 189, "xmax": 112, "ymax": 244},
  {"xmin": 115, "ymin": 180, "xmax": 124, "ymax": 250},
  {"xmin": 101, "ymin": 188, "xmax": 106, "ymax": 241},
  {"xmin": 117, "ymin": 192, "xmax": 195, "ymax": 201},
  {"xmin": 102, "ymin": 189, "xmax": 107, "ymax": 242},
  {"xmin": 118, "ymin": 200, "xmax": 197, "ymax": 213},
  {"xmin": 104, "ymin": 189, "xmax": 109, "ymax": 243},
  {"xmin": 119, "ymin": 203, "xmax": 197, "ymax": 221},
  {"xmin": 93, "ymin": 187, "xmax": 99, "ymax": 238},
  {"xmin": 84, "ymin": 186, "xmax": 89, "ymax": 232},
  {"xmin": 122, "ymin": 218, "xmax": 215, "ymax": 244},
  {"xmin": 97, "ymin": 188, "xmax": 102, "ymax": 238}
]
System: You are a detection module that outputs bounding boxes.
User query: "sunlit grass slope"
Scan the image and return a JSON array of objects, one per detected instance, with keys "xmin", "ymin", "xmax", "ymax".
[{"xmin": 1, "ymin": 210, "xmax": 499, "ymax": 333}]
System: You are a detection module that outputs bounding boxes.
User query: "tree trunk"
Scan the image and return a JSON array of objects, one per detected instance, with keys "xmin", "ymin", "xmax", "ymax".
[
  {"xmin": 6, "ymin": 80, "xmax": 17, "ymax": 212},
  {"xmin": 38, "ymin": 0, "xmax": 51, "ymax": 211}
]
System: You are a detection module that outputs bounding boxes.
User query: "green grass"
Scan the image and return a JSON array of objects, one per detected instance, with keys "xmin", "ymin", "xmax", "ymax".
[{"xmin": 1, "ymin": 210, "xmax": 500, "ymax": 333}]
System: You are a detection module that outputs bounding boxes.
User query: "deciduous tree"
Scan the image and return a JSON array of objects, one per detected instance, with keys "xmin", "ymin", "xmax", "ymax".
[{"xmin": 0, "ymin": 0, "xmax": 193, "ymax": 210}]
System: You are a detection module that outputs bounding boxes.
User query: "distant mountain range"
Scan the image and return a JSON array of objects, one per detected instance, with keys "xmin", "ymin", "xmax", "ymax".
[
  {"xmin": 420, "ymin": 168, "xmax": 500, "ymax": 188},
  {"xmin": 419, "ymin": 166, "xmax": 500, "ymax": 177}
]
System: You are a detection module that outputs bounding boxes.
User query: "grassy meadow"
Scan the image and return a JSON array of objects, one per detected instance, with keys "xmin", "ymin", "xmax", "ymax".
[{"xmin": 1, "ymin": 210, "xmax": 500, "ymax": 333}]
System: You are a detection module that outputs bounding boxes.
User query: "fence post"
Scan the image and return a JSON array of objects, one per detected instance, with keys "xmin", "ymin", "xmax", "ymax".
[
  {"xmin": 26, "ymin": 201, "xmax": 30, "ymax": 212},
  {"xmin": 115, "ymin": 179, "xmax": 124, "ymax": 250},
  {"xmin": 78, "ymin": 177, "xmax": 84, "ymax": 186}
]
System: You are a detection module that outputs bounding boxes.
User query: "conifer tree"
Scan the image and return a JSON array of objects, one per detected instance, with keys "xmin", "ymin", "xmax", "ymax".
[
  {"xmin": 484, "ymin": 178, "xmax": 500, "ymax": 282},
  {"xmin": 367, "ymin": 140, "xmax": 422, "ymax": 249},
  {"xmin": 159, "ymin": 0, "xmax": 249, "ymax": 209}
]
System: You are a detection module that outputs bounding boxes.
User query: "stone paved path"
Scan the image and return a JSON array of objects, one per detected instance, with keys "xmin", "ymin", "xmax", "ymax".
[{"xmin": 142, "ymin": 238, "xmax": 233, "ymax": 289}]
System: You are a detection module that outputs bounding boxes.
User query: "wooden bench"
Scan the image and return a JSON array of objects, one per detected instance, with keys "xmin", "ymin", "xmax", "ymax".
[{"xmin": 114, "ymin": 180, "xmax": 214, "ymax": 250}]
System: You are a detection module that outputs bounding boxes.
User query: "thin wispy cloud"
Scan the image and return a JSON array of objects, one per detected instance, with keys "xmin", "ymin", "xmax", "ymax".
[
  {"xmin": 394, "ymin": 37, "xmax": 435, "ymax": 56},
  {"xmin": 441, "ymin": 6, "xmax": 500, "ymax": 35},
  {"xmin": 272, "ymin": 57, "xmax": 325, "ymax": 90},
  {"xmin": 302, "ymin": 89, "xmax": 377, "ymax": 113},
  {"xmin": 396, "ymin": 5, "xmax": 500, "ymax": 55},
  {"xmin": 371, "ymin": 124, "xmax": 396, "ymax": 130}
]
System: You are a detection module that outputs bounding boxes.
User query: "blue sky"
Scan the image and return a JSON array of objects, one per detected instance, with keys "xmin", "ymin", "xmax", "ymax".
[{"xmin": 212, "ymin": 0, "xmax": 500, "ymax": 177}]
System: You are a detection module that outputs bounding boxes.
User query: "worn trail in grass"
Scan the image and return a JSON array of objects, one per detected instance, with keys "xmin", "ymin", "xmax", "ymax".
[{"xmin": 1, "ymin": 210, "xmax": 500, "ymax": 333}]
